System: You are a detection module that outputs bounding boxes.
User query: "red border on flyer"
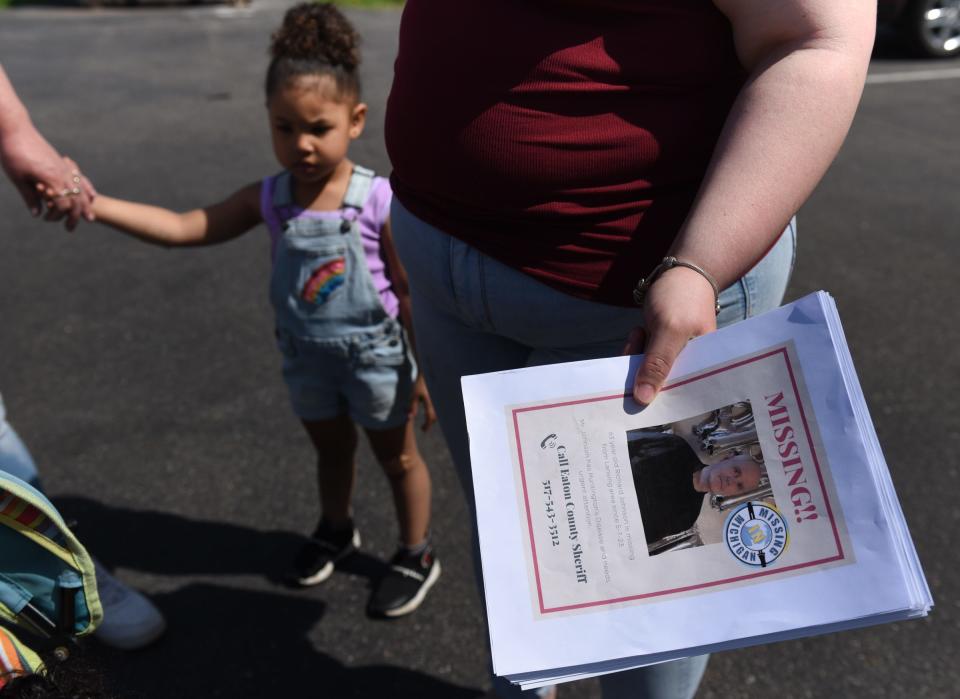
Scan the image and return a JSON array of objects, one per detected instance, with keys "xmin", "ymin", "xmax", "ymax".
[{"xmin": 512, "ymin": 347, "xmax": 845, "ymax": 615}]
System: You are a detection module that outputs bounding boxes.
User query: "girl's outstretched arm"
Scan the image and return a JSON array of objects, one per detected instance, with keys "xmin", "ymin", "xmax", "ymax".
[{"xmin": 89, "ymin": 183, "xmax": 262, "ymax": 247}]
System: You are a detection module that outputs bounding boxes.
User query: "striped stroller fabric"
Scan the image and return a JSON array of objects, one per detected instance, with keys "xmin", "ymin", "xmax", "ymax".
[
  {"xmin": 0, "ymin": 471, "xmax": 101, "ymax": 643},
  {"xmin": 0, "ymin": 626, "xmax": 41, "ymax": 689},
  {"xmin": 0, "ymin": 490, "xmax": 65, "ymax": 546}
]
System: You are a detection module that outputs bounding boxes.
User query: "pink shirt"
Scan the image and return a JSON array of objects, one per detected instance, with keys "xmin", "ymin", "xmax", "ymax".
[{"xmin": 260, "ymin": 174, "xmax": 398, "ymax": 318}]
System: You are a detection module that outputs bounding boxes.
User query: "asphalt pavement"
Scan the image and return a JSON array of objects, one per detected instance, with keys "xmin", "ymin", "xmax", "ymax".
[{"xmin": 1, "ymin": 4, "xmax": 957, "ymax": 698}]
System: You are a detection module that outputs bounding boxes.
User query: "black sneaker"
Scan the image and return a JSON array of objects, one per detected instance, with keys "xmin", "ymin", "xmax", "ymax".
[
  {"xmin": 292, "ymin": 520, "xmax": 361, "ymax": 586},
  {"xmin": 367, "ymin": 545, "xmax": 441, "ymax": 618}
]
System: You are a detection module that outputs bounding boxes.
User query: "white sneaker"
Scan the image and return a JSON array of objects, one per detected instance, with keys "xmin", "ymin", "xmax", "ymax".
[{"xmin": 92, "ymin": 559, "xmax": 166, "ymax": 650}]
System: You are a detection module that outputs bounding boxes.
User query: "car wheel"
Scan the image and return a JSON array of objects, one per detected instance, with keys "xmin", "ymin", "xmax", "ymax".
[{"xmin": 900, "ymin": 0, "xmax": 960, "ymax": 57}]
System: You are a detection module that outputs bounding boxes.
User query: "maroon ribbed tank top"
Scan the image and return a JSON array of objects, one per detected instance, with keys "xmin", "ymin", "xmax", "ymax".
[{"xmin": 385, "ymin": 0, "xmax": 745, "ymax": 306}]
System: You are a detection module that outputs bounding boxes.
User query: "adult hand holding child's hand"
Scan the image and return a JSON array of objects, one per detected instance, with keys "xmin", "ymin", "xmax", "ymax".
[
  {"xmin": 33, "ymin": 156, "xmax": 97, "ymax": 231},
  {"xmin": 0, "ymin": 123, "xmax": 95, "ymax": 231}
]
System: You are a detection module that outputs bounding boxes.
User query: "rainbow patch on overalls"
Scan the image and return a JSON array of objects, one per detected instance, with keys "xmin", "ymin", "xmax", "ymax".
[{"xmin": 301, "ymin": 258, "xmax": 346, "ymax": 304}]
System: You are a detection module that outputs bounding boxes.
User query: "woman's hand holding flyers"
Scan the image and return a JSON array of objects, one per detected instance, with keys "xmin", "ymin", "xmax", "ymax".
[{"xmin": 624, "ymin": 266, "xmax": 719, "ymax": 407}]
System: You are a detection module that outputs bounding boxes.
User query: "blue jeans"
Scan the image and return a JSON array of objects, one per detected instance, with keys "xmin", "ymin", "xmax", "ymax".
[
  {"xmin": 392, "ymin": 201, "xmax": 795, "ymax": 698},
  {"xmin": 275, "ymin": 319, "xmax": 417, "ymax": 428},
  {"xmin": 0, "ymin": 395, "xmax": 42, "ymax": 489}
]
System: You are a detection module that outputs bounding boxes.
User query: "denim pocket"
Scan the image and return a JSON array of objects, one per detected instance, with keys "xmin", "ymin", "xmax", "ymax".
[
  {"xmin": 355, "ymin": 327, "xmax": 406, "ymax": 367},
  {"xmin": 294, "ymin": 245, "xmax": 348, "ymax": 306},
  {"xmin": 272, "ymin": 231, "xmax": 350, "ymax": 315}
]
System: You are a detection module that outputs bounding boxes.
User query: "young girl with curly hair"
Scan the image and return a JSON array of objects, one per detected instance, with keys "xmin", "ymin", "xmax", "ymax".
[{"xmin": 54, "ymin": 2, "xmax": 440, "ymax": 618}]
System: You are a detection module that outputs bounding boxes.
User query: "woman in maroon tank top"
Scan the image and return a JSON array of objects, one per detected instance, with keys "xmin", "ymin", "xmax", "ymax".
[{"xmin": 387, "ymin": 2, "xmax": 875, "ymax": 698}]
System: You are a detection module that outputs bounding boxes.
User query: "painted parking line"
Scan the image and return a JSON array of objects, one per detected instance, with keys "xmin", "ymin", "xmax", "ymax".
[
  {"xmin": 184, "ymin": 5, "xmax": 257, "ymax": 19},
  {"xmin": 867, "ymin": 67, "xmax": 960, "ymax": 85}
]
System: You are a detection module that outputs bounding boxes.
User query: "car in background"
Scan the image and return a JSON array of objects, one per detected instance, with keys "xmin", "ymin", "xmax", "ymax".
[{"xmin": 878, "ymin": 0, "xmax": 960, "ymax": 57}]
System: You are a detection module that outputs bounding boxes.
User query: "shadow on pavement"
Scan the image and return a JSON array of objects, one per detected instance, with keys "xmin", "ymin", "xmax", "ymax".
[
  {"xmin": 91, "ymin": 583, "xmax": 482, "ymax": 699},
  {"xmin": 53, "ymin": 499, "xmax": 484, "ymax": 697},
  {"xmin": 53, "ymin": 496, "xmax": 389, "ymax": 584}
]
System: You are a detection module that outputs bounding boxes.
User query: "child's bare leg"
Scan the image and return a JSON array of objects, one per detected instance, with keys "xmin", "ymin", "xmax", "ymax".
[
  {"xmin": 365, "ymin": 417, "xmax": 440, "ymax": 617},
  {"xmin": 301, "ymin": 414, "xmax": 358, "ymax": 526},
  {"xmin": 365, "ymin": 418, "xmax": 431, "ymax": 547},
  {"xmin": 291, "ymin": 414, "xmax": 361, "ymax": 587}
]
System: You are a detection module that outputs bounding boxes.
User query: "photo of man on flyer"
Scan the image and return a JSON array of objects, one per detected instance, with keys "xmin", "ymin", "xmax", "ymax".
[{"xmin": 627, "ymin": 401, "xmax": 776, "ymax": 556}]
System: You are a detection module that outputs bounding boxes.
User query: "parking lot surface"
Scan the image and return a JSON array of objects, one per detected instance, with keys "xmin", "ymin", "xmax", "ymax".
[{"xmin": 1, "ymin": 5, "xmax": 957, "ymax": 697}]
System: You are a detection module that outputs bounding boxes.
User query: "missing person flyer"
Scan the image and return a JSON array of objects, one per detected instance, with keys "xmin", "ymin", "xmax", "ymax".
[
  {"xmin": 463, "ymin": 292, "xmax": 930, "ymax": 681},
  {"xmin": 508, "ymin": 341, "xmax": 851, "ymax": 616}
]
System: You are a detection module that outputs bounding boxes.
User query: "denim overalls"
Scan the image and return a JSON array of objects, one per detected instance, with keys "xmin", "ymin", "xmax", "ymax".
[{"xmin": 269, "ymin": 166, "xmax": 414, "ymax": 427}]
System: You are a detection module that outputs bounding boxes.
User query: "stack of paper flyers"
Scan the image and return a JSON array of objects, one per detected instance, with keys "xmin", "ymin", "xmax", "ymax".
[{"xmin": 461, "ymin": 291, "xmax": 931, "ymax": 689}]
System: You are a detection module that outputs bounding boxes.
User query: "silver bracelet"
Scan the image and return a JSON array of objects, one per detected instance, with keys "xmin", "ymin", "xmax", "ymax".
[{"xmin": 633, "ymin": 256, "xmax": 721, "ymax": 315}]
